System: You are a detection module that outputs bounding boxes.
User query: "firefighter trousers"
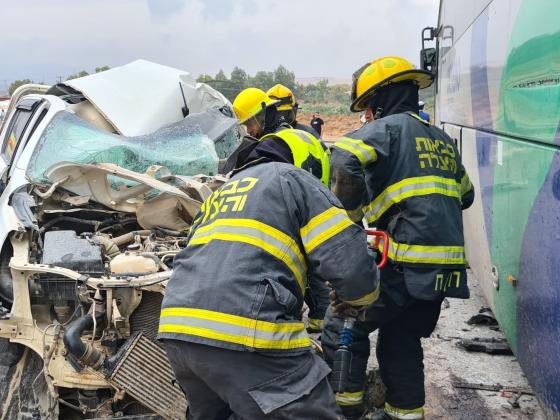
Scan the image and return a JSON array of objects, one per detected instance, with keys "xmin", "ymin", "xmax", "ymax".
[
  {"xmin": 164, "ymin": 340, "xmax": 343, "ymax": 420},
  {"xmin": 322, "ymin": 263, "xmax": 443, "ymax": 411}
]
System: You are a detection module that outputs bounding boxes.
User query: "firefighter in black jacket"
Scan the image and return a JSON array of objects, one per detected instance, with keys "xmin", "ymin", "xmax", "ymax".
[
  {"xmin": 231, "ymin": 87, "xmax": 331, "ymax": 332},
  {"xmin": 322, "ymin": 56, "xmax": 475, "ymax": 420},
  {"xmin": 160, "ymin": 129, "xmax": 379, "ymax": 419}
]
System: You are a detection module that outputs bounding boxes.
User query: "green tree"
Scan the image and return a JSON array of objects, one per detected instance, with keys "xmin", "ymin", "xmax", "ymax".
[
  {"xmin": 273, "ymin": 65, "xmax": 296, "ymax": 91},
  {"xmin": 215, "ymin": 70, "xmax": 228, "ymax": 81},
  {"xmin": 197, "ymin": 74, "xmax": 213, "ymax": 83},
  {"xmin": 250, "ymin": 71, "xmax": 274, "ymax": 90},
  {"xmin": 8, "ymin": 79, "xmax": 34, "ymax": 95},
  {"xmin": 66, "ymin": 70, "xmax": 89, "ymax": 80},
  {"xmin": 230, "ymin": 67, "xmax": 248, "ymax": 91},
  {"xmin": 95, "ymin": 66, "xmax": 110, "ymax": 73}
]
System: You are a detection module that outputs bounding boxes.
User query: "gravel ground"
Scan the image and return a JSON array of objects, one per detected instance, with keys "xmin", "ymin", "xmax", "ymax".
[{"xmin": 364, "ymin": 270, "xmax": 545, "ymax": 419}]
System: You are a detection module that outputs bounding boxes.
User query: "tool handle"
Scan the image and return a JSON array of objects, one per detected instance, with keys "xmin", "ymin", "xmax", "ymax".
[
  {"xmin": 331, "ymin": 346, "xmax": 352, "ymax": 393},
  {"xmin": 365, "ymin": 229, "xmax": 389, "ymax": 269}
]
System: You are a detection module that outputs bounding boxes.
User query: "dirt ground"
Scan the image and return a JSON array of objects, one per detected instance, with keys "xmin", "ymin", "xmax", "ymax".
[
  {"xmin": 298, "ymin": 112, "xmax": 360, "ymax": 141},
  {"xmin": 364, "ymin": 271, "xmax": 545, "ymax": 419}
]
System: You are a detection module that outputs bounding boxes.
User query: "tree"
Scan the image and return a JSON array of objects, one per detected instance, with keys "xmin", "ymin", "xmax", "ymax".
[
  {"xmin": 95, "ymin": 66, "xmax": 110, "ymax": 73},
  {"xmin": 8, "ymin": 79, "xmax": 34, "ymax": 96},
  {"xmin": 230, "ymin": 67, "xmax": 248, "ymax": 91},
  {"xmin": 215, "ymin": 70, "xmax": 228, "ymax": 81},
  {"xmin": 250, "ymin": 71, "xmax": 274, "ymax": 91},
  {"xmin": 273, "ymin": 65, "xmax": 296, "ymax": 91},
  {"xmin": 197, "ymin": 74, "xmax": 213, "ymax": 83},
  {"xmin": 67, "ymin": 70, "xmax": 90, "ymax": 80}
]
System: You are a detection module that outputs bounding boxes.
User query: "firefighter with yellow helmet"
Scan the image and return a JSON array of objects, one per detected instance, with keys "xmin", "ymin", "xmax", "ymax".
[
  {"xmin": 232, "ymin": 87, "xmax": 285, "ymax": 138},
  {"xmin": 322, "ymin": 56, "xmax": 474, "ymax": 419},
  {"xmin": 267, "ymin": 84, "xmax": 321, "ymax": 139},
  {"xmin": 229, "ymin": 88, "xmax": 332, "ymax": 332},
  {"xmin": 159, "ymin": 127, "xmax": 379, "ymax": 419}
]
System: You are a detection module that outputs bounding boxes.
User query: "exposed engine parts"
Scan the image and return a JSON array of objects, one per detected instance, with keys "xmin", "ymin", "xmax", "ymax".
[{"xmin": 0, "ymin": 167, "xmax": 222, "ymax": 419}]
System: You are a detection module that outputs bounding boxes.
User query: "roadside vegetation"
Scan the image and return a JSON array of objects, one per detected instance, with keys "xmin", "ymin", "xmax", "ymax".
[
  {"xmin": 199, "ymin": 66, "xmax": 434, "ymax": 116},
  {"xmin": 8, "ymin": 64, "xmax": 433, "ymax": 117}
]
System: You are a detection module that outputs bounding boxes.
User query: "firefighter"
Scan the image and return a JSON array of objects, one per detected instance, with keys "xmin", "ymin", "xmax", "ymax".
[
  {"xmin": 159, "ymin": 128, "xmax": 380, "ymax": 419},
  {"xmin": 321, "ymin": 56, "xmax": 475, "ymax": 420},
  {"xmin": 232, "ymin": 87, "xmax": 285, "ymax": 138},
  {"xmin": 267, "ymin": 84, "xmax": 321, "ymax": 138},
  {"xmin": 230, "ymin": 88, "xmax": 331, "ymax": 331}
]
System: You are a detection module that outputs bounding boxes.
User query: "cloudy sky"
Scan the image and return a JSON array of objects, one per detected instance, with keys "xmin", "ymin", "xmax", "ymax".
[{"xmin": 0, "ymin": 0, "xmax": 438, "ymax": 90}]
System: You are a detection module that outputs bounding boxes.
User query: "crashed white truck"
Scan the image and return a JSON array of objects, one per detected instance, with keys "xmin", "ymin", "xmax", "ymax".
[{"xmin": 0, "ymin": 61, "xmax": 241, "ymax": 419}]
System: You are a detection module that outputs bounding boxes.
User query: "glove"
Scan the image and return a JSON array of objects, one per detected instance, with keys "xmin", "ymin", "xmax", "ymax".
[{"xmin": 329, "ymin": 290, "xmax": 368, "ymax": 321}]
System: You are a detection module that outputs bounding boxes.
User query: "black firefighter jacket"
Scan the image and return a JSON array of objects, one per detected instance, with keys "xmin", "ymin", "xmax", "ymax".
[
  {"xmin": 330, "ymin": 111, "xmax": 474, "ymax": 300},
  {"xmin": 159, "ymin": 161, "xmax": 379, "ymax": 354}
]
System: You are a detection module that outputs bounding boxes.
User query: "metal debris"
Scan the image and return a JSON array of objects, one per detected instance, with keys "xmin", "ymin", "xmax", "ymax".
[
  {"xmin": 457, "ymin": 337, "xmax": 513, "ymax": 355},
  {"xmin": 467, "ymin": 307, "xmax": 498, "ymax": 326}
]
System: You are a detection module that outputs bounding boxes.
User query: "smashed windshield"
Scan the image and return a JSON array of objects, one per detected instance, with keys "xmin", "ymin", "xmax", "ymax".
[{"xmin": 27, "ymin": 108, "xmax": 240, "ymax": 183}]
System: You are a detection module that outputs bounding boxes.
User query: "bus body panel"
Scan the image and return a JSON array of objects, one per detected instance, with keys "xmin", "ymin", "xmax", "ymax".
[{"xmin": 435, "ymin": 0, "xmax": 560, "ymax": 413}]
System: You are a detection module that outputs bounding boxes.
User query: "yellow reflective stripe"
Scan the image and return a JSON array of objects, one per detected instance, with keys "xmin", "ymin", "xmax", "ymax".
[
  {"xmin": 407, "ymin": 111, "xmax": 429, "ymax": 126},
  {"xmin": 161, "ymin": 307, "xmax": 304, "ymax": 333},
  {"xmin": 460, "ymin": 172, "xmax": 473, "ymax": 195},
  {"xmin": 382, "ymin": 237, "xmax": 466, "ymax": 265},
  {"xmin": 343, "ymin": 281, "xmax": 380, "ymax": 306},
  {"xmin": 300, "ymin": 207, "xmax": 354, "ymax": 253},
  {"xmin": 333, "ymin": 137, "xmax": 378, "ymax": 166},
  {"xmin": 336, "ymin": 391, "xmax": 364, "ymax": 406},
  {"xmin": 385, "ymin": 402, "xmax": 424, "ymax": 419},
  {"xmin": 159, "ymin": 324, "xmax": 310, "ymax": 350},
  {"xmin": 364, "ymin": 176, "xmax": 460, "ymax": 223},
  {"xmin": 195, "ymin": 218, "xmax": 305, "ymax": 269},
  {"xmin": 190, "ymin": 219, "xmax": 306, "ymax": 293},
  {"xmin": 159, "ymin": 307, "xmax": 311, "ymax": 350},
  {"xmin": 301, "ymin": 207, "xmax": 343, "ymax": 236},
  {"xmin": 190, "ymin": 232, "xmax": 305, "ymax": 293}
]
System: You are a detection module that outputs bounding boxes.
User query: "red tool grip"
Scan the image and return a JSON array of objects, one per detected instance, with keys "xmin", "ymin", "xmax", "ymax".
[{"xmin": 365, "ymin": 229, "xmax": 388, "ymax": 269}]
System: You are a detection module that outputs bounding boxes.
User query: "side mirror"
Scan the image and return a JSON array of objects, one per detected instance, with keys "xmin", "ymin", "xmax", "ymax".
[{"xmin": 420, "ymin": 48, "xmax": 437, "ymax": 72}]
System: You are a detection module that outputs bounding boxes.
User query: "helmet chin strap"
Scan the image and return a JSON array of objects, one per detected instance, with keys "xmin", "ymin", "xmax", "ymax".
[{"xmin": 374, "ymin": 107, "xmax": 384, "ymax": 119}]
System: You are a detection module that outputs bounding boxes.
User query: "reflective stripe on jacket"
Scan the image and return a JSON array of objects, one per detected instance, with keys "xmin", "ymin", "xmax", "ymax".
[
  {"xmin": 159, "ymin": 161, "xmax": 379, "ymax": 353},
  {"xmin": 330, "ymin": 112, "xmax": 474, "ymax": 299}
]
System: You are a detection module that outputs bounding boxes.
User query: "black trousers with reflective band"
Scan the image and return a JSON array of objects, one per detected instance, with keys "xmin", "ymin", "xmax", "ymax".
[
  {"xmin": 322, "ymin": 263, "xmax": 443, "ymax": 410},
  {"xmin": 164, "ymin": 340, "xmax": 343, "ymax": 420}
]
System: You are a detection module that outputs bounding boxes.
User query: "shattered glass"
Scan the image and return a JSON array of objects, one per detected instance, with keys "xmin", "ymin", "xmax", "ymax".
[{"xmin": 27, "ymin": 108, "xmax": 240, "ymax": 183}]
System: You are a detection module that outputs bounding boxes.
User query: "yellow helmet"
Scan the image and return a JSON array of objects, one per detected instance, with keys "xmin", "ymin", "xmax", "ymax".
[
  {"xmin": 233, "ymin": 88, "xmax": 279, "ymax": 123},
  {"xmin": 267, "ymin": 84, "xmax": 297, "ymax": 112},
  {"xmin": 260, "ymin": 128, "xmax": 330, "ymax": 186},
  {"xmin": 350, "ymin": 56, "xmax": 434, "ymax": 112}
]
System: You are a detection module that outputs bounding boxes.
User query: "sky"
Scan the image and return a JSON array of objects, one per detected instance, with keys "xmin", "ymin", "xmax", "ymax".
[{"xmin": 0, "ymin": 0, "xmax": 439, "ymax": 91}]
